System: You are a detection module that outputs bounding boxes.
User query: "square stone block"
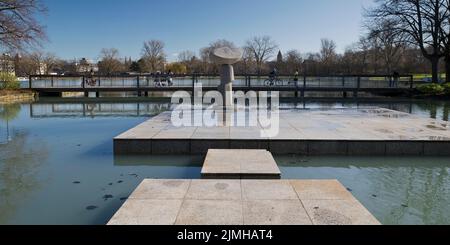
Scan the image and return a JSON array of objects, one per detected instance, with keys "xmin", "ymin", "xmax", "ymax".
[
  {"xmin": 201, "ymin": 149, "xmax": 281, "ymax": 179},
  {"xmin": 129, "ymin": 179, "xmax": 190, "ymax": 200},
  {"xmin": 113, "ymin": 139, "xmax": 151, "ymax": 155},
  {"xmin": 175, "ymin": 200, "xmax": 243, "ymax": 225},
  {"xmin": 302, "ymin": 199, "xmax": 381, "ymax": 225},
  {"xmin": 291, "ymin": 180, "xmax": 353, "ymax": 200},
  {"xmin": 243, "ymin": 200, "xmax": 312, "ymax": 225},
  {"xmin": 347, "ymin": 141, "xmax": 386, "ymax": 156},
  {"xmin": 308, "ymin": 141, "xmax": 348, "ymax": 155},
  {"xmin": 269, "ymin": 140, "xmax": 308, "ymax": 154},
  {"xmin": 151, "ymin": 140, "xmax": 190, "ymax": 154},
  {"xmin": 385, "ymin": 141, "xmax": 424, "ymax": 156},
  {"xmin": 186, "ymin": 180, "xmax": 242, "ymax": 200},
  {"xmin": 242, "ymin": 180, "xmax": 298, "ymax": 200}
]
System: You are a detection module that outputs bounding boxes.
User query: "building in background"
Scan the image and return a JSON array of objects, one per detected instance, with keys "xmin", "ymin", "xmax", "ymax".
[
  {"xmin": 0, "ymin": 53, "xmax": 16, "ymax": 75},
  {"xmin": 76, "ymin": 58, "xmax": 98, "ymax": 73}
]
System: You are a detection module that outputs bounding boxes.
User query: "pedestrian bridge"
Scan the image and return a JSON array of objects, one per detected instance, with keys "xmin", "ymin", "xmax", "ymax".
[{"xmin": 27, "ymin": 74, "xmax": 415, "ymax": 98}]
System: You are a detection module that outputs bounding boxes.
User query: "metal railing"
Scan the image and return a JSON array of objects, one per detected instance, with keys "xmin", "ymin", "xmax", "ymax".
[{"xmin": 27, "ymin": 74, "xmax": 415, "ymax": 90}]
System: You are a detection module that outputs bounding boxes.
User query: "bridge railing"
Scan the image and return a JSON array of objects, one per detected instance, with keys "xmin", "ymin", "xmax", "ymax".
[{"xmin": 28, "ymin": 74, "xmax": 415, "ymax": 90}]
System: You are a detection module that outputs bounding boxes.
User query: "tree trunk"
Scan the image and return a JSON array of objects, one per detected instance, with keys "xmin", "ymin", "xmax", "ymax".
[
  {"xmin": 446, "ymin": 55, "xmax": 450, "ymax": 83},
  {"xmin": 430, "ymin": 56, "xmax": 440, "ymax": 83}
]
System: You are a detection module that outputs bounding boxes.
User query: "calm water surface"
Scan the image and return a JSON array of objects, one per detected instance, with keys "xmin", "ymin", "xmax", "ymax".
[{"xmin": 0, "ymin": 99, "xmax": 449, "ymax": 225}]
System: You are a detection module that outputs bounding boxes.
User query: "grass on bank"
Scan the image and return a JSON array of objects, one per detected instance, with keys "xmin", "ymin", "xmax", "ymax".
[
  {"xmin": 0, "ymin": 72, "xmax": 20, "ymax": 90},
  {"xmin": 417, "ymin": 83, "xmax": 450, "ymax": 96}
]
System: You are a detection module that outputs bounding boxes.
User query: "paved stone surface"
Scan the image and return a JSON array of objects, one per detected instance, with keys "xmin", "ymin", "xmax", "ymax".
[
  {"xmin": 114, "ymin": 108, "xmax": 450, "ymax": 155},
  {"xmin": 108, "ymin": 179, "xmax": 381, "ymax": 225},
  {"xmin": 202, "ymin": 149, "xmax": 281, "ymax": 179}
]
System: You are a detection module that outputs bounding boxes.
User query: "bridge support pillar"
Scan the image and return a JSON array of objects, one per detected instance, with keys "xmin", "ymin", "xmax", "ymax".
[
  {"xmin": 353, "ymin": 91, "xmax": 358, "ymax": 98},
  {"xmin": 84, "ymin": 92, "xmax": 89, "ymax": 97},
  {"xmin": 96, "ymin": 92, "xmax": 100, "ymax": 98},
  {"xmin": 145, "ymin": 91, "xmax": 149, "ymax": 97},
  {"xmin": 138, "ymin": 91, "xmax": 142, "ymax": 97}
]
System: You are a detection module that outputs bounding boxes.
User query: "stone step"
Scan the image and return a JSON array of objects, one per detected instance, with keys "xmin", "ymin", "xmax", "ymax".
[
  {"xmin": 108, "ymin": 179, "xmax": 381, "ymax": 225},
  {"xmin": 201, "ymin": 149, "xmax": 281, "ymax": 179}
]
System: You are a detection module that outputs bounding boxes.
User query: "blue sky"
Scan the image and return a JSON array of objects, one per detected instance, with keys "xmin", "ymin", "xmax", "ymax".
[{"xmin": 40, "ymin": 0, "xmax": 374, "ymax": 61}]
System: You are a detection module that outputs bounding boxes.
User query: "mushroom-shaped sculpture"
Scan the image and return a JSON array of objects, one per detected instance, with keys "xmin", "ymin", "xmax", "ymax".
[
  {"xmin": 210, "ymin": 47, "xmax": 243, "ymax": 109},
  {"xmin": 210, "ymin": 47, "xmax": 243, "ymax": 65}
]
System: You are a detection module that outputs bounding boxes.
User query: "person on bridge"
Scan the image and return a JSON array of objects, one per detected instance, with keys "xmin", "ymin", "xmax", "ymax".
[
  {"xmin": 269, "ymin": 68, "xmax": 278, "ymax": 79},
  {"xmin": 294, "ymin": 70, "xmax": 299, "ymax": 82},
  {"xmin": 392, "ymin": 71, "xmax": 400, "ymax": 88},
  {"xmin": 167, "ymin": 70, "xmax": 173, "ymax": 86}
]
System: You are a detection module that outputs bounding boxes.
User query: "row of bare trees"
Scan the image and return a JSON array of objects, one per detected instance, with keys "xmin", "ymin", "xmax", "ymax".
[
  {"xmin": 1, "ymin": 0, "xmax": 449, "ymax": 80},
  {"xmin": 9, "ymin": 35, "xmax": 435, "ymax": 77},
  {"xmin": 366, "ymin": 0, "xmax": 450, "ymax": 83}
]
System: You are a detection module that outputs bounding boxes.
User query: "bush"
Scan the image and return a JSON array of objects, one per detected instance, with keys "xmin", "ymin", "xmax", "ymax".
[
  {"xmin": 417, "ymin": 83, "xmax": 445, "ymax": 95},
  {"xmin": 443, "ymin": 83, "xmax": 450, "ymax": 95},
  {"xmin": 0, "ymin": 72, "xmax": 20, "ymax": 90}
]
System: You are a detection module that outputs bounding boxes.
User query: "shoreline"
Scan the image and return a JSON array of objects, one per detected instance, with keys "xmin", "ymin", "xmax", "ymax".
[{"xmin": 0, "ymin": 90, "xmax": 36, "ymax": 104}]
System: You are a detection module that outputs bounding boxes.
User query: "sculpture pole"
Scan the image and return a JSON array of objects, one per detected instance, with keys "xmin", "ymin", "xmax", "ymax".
[{"xmin": 220, "ymin": 64, "xmax": 234, "ymax": 107}]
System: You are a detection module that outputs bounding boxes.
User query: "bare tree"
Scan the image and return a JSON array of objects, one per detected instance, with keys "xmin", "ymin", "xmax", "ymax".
[
  {"xmin": 284, "ymin": 50, "xmax": 303, "ymax": 73},
  {"xmin": 98, "ymin": 48, "xmax": 123, "ymax": 75},
  {"xmin": 0, "ymin": 0, "xmax": 47, "ymax": 51},
  {"xmin": 366, "ymin": 0, "xmax": 449, "ymax": 83},
  {"xmin": 320, "ymin": 38, "xmax": 338, "ymax": 74},
  {"xmin": 356, "ymin": 37, "xmax": 372, "ymax": 73},
  {"xmin": 141, "ymin": 40, "xmax": 166, "ymax": 73},
  {"xmin": 440, "ymin": 0, "xmax": 450, "ymax": 82},
  {"xmin": 245, "ymin": 36, "xmax": 278, "ymax": 74},
  {"xmin": 43, "ymin": 54, "xmax": 56, "ymax": 74},
  {"xmin": 368, "ymin": 20, "xmax": 406, "ymax": 74},
  {"xmin": 177, "ymin": 50, "xmax": 197, "ymax": 73},
  {"xmin": 30, "ymin": 51, "xmax": 43, "ymax": 74},
  {"xmin": 235, "ymin": 47, "xmax": 255, "ymax": 74},
  {"xmin": 177, "ymin": 50, "xmax": 195, "ymax": 63}
]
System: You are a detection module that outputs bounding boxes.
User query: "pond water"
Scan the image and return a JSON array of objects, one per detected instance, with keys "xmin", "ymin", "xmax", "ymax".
[{"xmin": 0, "ymin": 99, "xmax": 449, "ymax": 225}]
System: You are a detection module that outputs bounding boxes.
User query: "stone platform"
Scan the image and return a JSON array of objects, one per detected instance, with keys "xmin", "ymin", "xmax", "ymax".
[
  {"xmin": 114, "ymin": 108, "xmax": 450, "ymax": 156},
  {"xmin": 108, "ymin": 179, "xmax": 380, "ymax": 225},
  {"xmin": 202, "ymin": 149, "xmax": 281, "ymax": 179}
]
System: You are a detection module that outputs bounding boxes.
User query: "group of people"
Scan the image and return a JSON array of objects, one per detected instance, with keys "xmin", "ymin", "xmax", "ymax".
[{"xmin": 148, "ymin": 70, "xmax": 174, "ymax": 87}]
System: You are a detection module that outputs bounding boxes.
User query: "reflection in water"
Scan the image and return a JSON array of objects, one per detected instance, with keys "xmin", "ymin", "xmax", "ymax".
[
  {"xmin": 0, "ymin": 100, "xmax": 449, "ymax": 224},
  {"xmin": 0, "ymin": 104, "xmax": 20, "ymax": 144},
  {"xmin": 30, "ymin": 102, "xmax": 172, "ymax": 118},
  {"xmin": 28, "ymin": 99, "xmax": 450, "ymax": 121},
  {"xmin": 277, "ymin": 156, "xmax": 450, "ymax": 225},
  {"xmin": 0, "ymin": 125, "xmax": 49, "ymax": 223},
  {"xmin": 414, "ymin": 101, "xmax": 450, "ymax": 121}
]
